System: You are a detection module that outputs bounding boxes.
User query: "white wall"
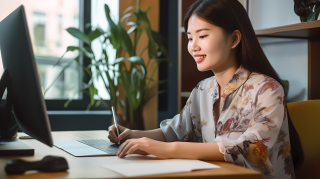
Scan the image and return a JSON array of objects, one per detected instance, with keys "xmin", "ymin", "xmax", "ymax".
[
  {"xmin": 249, "ymin": 0, "xmax": 308, "ymax": 102},
  {"xmin": 260, "ymin": 40, "xmax": 308, "ymax": 102},
  {"xmin": 249, "ymin": 0, "xmax": 300, "ymax": 30}
]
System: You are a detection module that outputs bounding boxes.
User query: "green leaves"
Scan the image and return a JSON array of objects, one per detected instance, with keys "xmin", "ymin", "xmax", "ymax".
[
  {"xmin": 128, "ymin": 56, "xmax": 144, "ymax": 66},
  {"xmin": 88, "ymin": 29, "xmax": 103, "ymax": 42},
  {"xmin": 116, "ymin": 58, "xmax": 146, "ymax": 122},
  {"xmin": 104, "ymin": 4, "xmax": 133, "ymax": 54},
  {"xmin": 131, "ymin": 68, "xmax": 142, "ymax": 89},
  {"xmin": 127, "ymin": 24, "xmax": 139, "ymax": 34},
  {"xmin": 66, "ymin": 28, "xmax": 91, "ymax": 44},
  {"xmin": 88, "ymin": 81, "xmax": 99, "ymax": 110},
  {"xmin": 49, "ymin": 2, "xmax": 173, "ymax": 124},
  {"xmin": 66, "ymin": 27, "xmax": 103, "ymax": 46},
  {"xmin": 135, "ymin": 9, "xmax": 157, "ymax": 59}
]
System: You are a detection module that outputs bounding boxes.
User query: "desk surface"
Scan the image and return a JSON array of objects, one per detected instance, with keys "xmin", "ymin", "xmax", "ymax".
[{"xmin": 0, "ymin": 131, "xmax": 262, "ymax": 179}]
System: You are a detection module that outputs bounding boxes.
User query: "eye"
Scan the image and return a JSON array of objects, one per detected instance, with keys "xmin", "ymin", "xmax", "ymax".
[
  {"xmin": 188, "ymin": 38, "xmax": 192, "ymax": 41},
  {"xmin": 199, "ymin": 35, "xmax": 208, "ymax": 39}
]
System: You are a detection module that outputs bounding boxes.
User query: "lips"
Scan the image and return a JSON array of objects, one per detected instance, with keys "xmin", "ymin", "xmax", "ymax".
[{"xmin": 194, "ymin": 55, "xmax": 206, "ymax": 63}]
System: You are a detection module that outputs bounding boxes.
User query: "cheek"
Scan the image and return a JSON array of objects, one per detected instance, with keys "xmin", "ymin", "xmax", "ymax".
[
  {"xmin": 203, "ymin": 37, "xmax": 222, "ymax": 53},
  {"xmin": 204, "ymin": 37, "xmax": 229, "ymax": 60},
  {"xmin": 187, "ymin": 43, "xmax": 192, "ymax": 54}
]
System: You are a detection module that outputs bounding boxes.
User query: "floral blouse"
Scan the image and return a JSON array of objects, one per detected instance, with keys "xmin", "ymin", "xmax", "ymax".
[{"xmin": 160, "ymin": 66, "xmax": 295, "ymax": 179}]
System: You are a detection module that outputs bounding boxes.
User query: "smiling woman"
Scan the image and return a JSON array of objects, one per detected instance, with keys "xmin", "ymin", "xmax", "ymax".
[
  {"xmin": 110, "ymin": 0, "xmax": 302, "ymax": 178},
  {"xmin": 186, "ymin": 19, "xmax": 241, "ymax": 74}
]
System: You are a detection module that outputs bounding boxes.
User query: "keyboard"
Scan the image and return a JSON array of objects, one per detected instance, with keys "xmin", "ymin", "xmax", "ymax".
[{"xmin": 77, "ymin": 139, "xmax": 119, "ymax": 153}]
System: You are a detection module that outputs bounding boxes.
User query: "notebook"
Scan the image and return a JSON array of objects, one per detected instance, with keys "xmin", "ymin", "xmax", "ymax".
[{"xmin": 102, "ymin": 155, "xmax": 221, "ymax": 177}]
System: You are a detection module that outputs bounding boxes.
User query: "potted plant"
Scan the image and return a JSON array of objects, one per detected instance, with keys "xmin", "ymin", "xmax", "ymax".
[{"xmin": 45, "ymin": 0, "xmax": 172, "ymax": 130}]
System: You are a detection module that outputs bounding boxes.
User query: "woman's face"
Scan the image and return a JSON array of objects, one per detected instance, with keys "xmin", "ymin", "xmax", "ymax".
[{"xmin": 187, "ymin": 14, "xmax": 238, "ymax": 72}]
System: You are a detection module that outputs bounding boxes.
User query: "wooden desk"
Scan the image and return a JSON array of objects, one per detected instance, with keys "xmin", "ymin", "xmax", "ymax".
[{"xmin": 0, "ymin": 131, "xmax": 262, "ymax": 179}]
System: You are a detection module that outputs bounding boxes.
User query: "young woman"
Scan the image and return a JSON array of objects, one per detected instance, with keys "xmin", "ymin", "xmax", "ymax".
[{"xmin": 108, "ymin": 0, "xmax": 303, "ymax": 178}]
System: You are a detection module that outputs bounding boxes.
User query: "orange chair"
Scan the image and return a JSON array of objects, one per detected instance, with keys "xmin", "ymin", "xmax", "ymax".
[{"xmin": 287, "ymin": 100, "xmax": 320, "ymax": 179}]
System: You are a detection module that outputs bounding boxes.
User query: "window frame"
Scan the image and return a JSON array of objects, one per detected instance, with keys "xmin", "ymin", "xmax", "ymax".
[
  {"xmin": 1, "ymin": 0, "xmax": 108, "ymax": 111},
  {"xmin": 45, "ymin": 0, "xmax": 107, "ymax": 111}
]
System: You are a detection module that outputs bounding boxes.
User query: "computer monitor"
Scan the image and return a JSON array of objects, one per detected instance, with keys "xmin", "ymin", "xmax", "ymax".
[{"xmin": 0, "ymin": 5, "xmax": 53, "ymax": 152}]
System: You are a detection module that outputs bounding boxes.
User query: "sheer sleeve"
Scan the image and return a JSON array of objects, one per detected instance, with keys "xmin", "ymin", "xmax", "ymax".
[
  {"xmin": 160, "ymin": 82, "xmax": 203, "ymax": 142},
  {"xmin": 215, "ymin": 81, "xmax": 286, "ymax": 172}
]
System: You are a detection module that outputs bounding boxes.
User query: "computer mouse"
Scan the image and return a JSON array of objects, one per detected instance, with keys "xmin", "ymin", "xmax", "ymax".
[{"xmin": 5, "ymin": 155, "xmax": 69, "ymax": 174}]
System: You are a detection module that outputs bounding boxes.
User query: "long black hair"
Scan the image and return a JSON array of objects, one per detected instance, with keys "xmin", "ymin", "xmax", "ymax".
[{"xmin": 184, "ymin": 0, "xmax": 304, "ymax": 170}]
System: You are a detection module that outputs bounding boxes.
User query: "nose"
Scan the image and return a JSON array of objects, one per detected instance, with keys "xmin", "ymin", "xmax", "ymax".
[{"xmin": 190, "ymin": 40, "xmax": 200, "ymax": 52}]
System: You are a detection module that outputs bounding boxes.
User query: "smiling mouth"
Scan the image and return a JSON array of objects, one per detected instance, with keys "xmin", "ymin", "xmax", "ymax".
[{"xmin": 195, "ymin": 55, "xmax": 206, "ymax": 63}]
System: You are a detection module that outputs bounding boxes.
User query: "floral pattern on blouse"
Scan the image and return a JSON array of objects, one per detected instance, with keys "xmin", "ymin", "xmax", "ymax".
[{"xmin": 160, "ymin": 66, "xmax": 295, "ymax": 179}]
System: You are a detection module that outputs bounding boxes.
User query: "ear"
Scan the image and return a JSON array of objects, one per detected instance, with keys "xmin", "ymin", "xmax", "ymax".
[{"xmin": 231, "ymin": 30, "xmax": 241, "ymax": 49}]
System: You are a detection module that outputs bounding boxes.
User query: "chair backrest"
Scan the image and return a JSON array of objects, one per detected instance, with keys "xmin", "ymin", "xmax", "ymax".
[{"xmin": 287, "ymin": 100, "xmax": 320, "ymax": 179}]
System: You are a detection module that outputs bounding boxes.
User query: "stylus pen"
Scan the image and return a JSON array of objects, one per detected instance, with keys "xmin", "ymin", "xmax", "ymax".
[{"xmin": 111, "ymin": 106, "xmax": 120, "ymax": 145}]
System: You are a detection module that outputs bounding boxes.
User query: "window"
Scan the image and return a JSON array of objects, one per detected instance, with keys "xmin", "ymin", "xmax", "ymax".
[
  {"xmin": 0, "ymin": 0, "xmax": 81, "ymax": 101},
  {"xmin": 57, "ymin": 14, "xmax": 63, "ymax": 47},
  {"xmin": 91, "ymin": 0, "xmax": 119, "ymax": 100},
  {"xmin": 0, "ymin": 0, "xmax": 113, "ymax": 131},
  {"xmin": 0, "ymin": 0, "xmax": 114, "ymax": 111},
  {"xmin": 33, "ymin": 12, "xmax": 46, "ymax": 47}
]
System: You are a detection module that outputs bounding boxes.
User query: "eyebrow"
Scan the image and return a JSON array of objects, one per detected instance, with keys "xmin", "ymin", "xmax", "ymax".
[{"xmin": 186, "ymin": 28, "xmax": 210, "ymax": 34}]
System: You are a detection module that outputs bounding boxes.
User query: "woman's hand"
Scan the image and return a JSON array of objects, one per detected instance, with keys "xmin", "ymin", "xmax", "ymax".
[
  {"xmin": 108, "ymin": 124, "xmax": 133, "ymax": 145},
  {"xmin": 117, "ymin": 137, "xmax": 173, "ymax": 159}
]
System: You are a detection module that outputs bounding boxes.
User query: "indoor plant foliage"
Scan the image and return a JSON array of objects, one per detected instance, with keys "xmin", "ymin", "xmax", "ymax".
[{"xmin": 47, "ymin": 1, "xmax": 171, "ymax": 130}]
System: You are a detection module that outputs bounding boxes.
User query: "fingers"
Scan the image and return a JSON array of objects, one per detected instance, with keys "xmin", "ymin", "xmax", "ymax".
[
  {"xmin": 118, "ymin": 139, "xmax": 143, "ymax": 158},
  {"xmin": 118, "ymin": 128, "xmax": 131, "ymax": 141},
  {"xmin": 133, "ymin": 149, "xmax": 149, "ymax": 155},
  {"xmin": 117, "ymin": 124, "xmax": 126, "ymax": 132},
  {"xmin": 117, "ymin": 140, "xmax": 131, "ymax": 158},
  {"xmin": 108, "ymin": 135, "xmax": 117, "ymax": 143},
  {"xmin": 126, "ymin": 145, "xmax": 147, "ymax": 155},
  {"xmin": 125, "ymin": 144, "xmax": 140, "ymax": 155},
  {"xmin": 108, "ymin": 125, "xmax": 133, "ymax": 146},
  {"xmin": 117, "ymin": 138, "xmax": 150, "ymax": 158},
  {"xmin": 108, "ymin": 125, "xmax": 119, "ymax": 142}
]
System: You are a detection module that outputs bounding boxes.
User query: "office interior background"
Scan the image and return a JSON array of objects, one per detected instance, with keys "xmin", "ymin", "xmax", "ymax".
[{"xmin": 0, "ymin": 0, "xmax": 308, "ymax": 131}]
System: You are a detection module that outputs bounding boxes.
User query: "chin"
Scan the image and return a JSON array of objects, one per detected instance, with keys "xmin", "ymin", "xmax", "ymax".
[{"xmin": 196, "ymin": 64, "xmax": 210, "ymax": 72}]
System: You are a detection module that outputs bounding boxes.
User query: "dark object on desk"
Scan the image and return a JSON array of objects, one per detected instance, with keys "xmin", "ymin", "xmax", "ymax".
[
  {"xmin": 0, "ymin": 98, "xmax": 19, "ymax": 141},
  {"xmin": 294, "ymin": 0, "xmax": 320, "ymax": 22},
  {"xmin": 4, "ymin": 156, "xmax": 69, "ymax": 174},
  {"xmin": 0, "ymin": 4, "xmax": 53, "ymax": 155},
  {"xmin": 0, "ymin": 68, "xmax": 19, "ymax": 142}
]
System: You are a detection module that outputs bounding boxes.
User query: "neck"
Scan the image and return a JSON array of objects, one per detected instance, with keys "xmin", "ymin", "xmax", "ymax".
[{"xmin": 212, "ymin": 62, "xmax": 239, "ymax": 92}]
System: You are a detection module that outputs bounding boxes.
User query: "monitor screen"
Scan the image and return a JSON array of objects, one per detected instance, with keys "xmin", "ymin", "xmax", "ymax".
[{"xmin": 0, "ymin": 5, "xmax": 53, "ymax": 147}]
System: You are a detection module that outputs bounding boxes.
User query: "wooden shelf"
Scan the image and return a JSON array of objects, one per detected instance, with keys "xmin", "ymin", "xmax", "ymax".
[
  {"xmin": 255, "ymin": 20, "xmax": 320, "ymax": 100},
  {"xmin": 255, "ymin": 20, "xmax": 320, "ymax": 38}
]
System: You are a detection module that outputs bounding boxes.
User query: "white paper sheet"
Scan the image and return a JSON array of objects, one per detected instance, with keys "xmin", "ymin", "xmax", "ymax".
[{"xmin": 102, "ymin": 155, "xmax": 221, "ymax": 177}]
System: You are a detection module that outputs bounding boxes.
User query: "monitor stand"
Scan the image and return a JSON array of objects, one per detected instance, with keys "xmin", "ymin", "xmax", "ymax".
[{"xmin": 0, "ymin": 69, "xmax": 34, "ymax": 156}]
